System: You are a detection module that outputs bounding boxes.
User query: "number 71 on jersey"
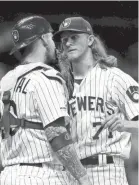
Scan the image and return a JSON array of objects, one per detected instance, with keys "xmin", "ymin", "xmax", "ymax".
[{"xmin": 93, "ymin": 122, "xmax": 113, "ymax": 140}]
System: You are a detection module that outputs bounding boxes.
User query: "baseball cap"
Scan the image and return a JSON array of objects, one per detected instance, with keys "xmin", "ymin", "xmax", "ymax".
[
  {"xmin": 10, "ymin": 15, "xmax": 53, "ymax": 55},
  {"xmin": 53, "ymin": 17, "xmax": 93, "ymax": 42}
]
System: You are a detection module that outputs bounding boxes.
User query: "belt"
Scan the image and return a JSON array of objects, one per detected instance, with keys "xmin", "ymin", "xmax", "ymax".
[
  {"xmin": 20, "ymin": 163, "xmax": 42, "ymax": 167},
  {"xmin": 81, "ymin": 155, "xmax": 113, "ymax": 166},
  {"xmin": 20, "ymin": 163, "xmax": 65, "ymax": 171}
]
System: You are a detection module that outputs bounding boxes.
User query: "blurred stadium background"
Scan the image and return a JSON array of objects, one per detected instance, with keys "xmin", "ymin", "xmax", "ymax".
[{"xmin": 0, "ymin": 1, "xmax": 138, "ymax": 185}]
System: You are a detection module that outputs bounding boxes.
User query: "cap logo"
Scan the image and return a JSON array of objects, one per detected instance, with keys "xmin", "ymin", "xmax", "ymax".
[
  {"xmin": 12, "ymin": 30, "xmax": 19, "ymax": 42},
  {"xmin": 87, "ymin": 27, "xmax": 91, "ymax": 32},
  {"xmin": 61, "ymin": 18, "xmax": 71, "ymax": 28},
  {"xmin": 22, "ymin": 24, "xmax": 35, "ymax": 30}
]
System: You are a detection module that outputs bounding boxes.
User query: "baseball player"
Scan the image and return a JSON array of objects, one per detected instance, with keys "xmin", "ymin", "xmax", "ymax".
[
  {"xmin": 53, "ymin": 17, "xmax": 139, "ymax": 185},
  {"xmin": 0, "ymin": 16, "xmax": 92, "ymax": 185}
]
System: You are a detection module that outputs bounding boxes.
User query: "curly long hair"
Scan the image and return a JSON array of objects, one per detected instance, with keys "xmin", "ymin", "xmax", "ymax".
[{"xmin": 90, "ymin": 35, "xmax": 118, "ymax": 68}]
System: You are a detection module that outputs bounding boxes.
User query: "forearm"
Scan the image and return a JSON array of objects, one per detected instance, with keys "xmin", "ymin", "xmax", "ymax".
[
  {"xmin": 45, "ymin": 117, "xmax": 91, "ymax": 184},
  {"xmin": 102, "ymin": 114, "xmax": 139, "ymax": 134},
  {"xmin": 45, "ymin": 118, "xmax": 88, "ymax": 183},
  {"xmin": 55, "ymin": 142, "xmax": 87, "ymax": 181},
  {"xmin": 123, "ymin": 120, "xmax": 138, "ymax": 133}
]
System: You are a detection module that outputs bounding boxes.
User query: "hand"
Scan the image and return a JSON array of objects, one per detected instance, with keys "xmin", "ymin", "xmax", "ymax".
[{"xmin": 102, "ymin": 113, "xmax": 125, "ymax": 132}]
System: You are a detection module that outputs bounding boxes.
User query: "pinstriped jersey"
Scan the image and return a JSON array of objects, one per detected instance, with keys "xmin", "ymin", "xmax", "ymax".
[
  {"xmin": 1, "ymin": 64, "xmax": 69, "ymax": 167},
  {"xmin": 68, "ymin": 64, "xmax": 139, "ymax": 160}
]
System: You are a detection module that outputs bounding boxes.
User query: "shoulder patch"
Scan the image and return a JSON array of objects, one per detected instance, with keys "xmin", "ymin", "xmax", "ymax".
[{"xmin": 126, "ymin": 86, "xmax": 139, "ymax": 103}]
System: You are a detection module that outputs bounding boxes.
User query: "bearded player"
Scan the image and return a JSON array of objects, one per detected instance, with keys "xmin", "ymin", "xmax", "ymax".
[{"xmin": 0, "ymin": 15, "xmax": 92, "ymax": 185}]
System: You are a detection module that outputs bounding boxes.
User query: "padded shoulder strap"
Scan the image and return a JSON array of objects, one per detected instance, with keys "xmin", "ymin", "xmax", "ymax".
[{"xmin": 41, "ymin": 68, "xmax": 65, "ymax": 85}]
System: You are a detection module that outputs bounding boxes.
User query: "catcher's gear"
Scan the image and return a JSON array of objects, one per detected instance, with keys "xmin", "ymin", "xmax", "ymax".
[
  {"xmin": 0, "ymin": 91, "xmax": 11, "ymax": 138},
  {"xmin": 10, "ymin": 15, "xmax": 53, "ymax": 55}
]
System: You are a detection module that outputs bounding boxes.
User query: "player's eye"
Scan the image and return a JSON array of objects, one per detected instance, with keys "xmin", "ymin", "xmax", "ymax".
[
  {"xmin": 71, "ymin": 35, "xmax": 78, "ymax": 41},
  {"xmin": 61, "ymin": 37, "xmax": 68, "ymax": 45},
  {"xmin": 61, "ymin": 35, "xmax": 78, "ymax": 45}
]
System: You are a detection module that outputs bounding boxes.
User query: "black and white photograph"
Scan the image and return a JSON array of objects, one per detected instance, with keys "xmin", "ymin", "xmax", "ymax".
[{"xmin": 0, "ymin": 1, "xmax": 138, "ymax": 185}]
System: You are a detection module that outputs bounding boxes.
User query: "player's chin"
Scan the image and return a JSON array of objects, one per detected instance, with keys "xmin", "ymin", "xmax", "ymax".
[{"xmin": 67, "ymin": 53, "xmax": 78, "ymax": 62}]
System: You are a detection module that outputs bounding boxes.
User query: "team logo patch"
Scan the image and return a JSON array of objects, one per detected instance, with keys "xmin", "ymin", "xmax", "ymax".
[
  {"xmin": 12, "ymin": 30, "xmax": 19, "ymax": 42},
  {"xmin": 22, "ymin": 24, "xmax": 35, "ymax": 30},
  {"xmin": 126, "ymin": 86, "xmax": 139, "ymax": 103},
  {"xmin": 87, "ymin": 27, "xmax": 91, "ymax": 32},
  {"xmin": 61, "ymin": 18, "xmax": 71, "ymax": 28}
]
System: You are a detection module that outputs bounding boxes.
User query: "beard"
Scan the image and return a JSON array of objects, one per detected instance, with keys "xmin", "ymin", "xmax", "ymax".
[{"xmin": 45, "ymin": 49, "xmax": 61, "ymax": 72}]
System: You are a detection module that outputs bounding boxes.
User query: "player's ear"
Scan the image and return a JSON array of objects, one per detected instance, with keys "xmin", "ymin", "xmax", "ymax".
[
  {"xmin": 40, "ymin": 34, "xmax": 48, "ymax": 48},
  {"xmin": 88, "ymin": 35, "xmax": 94, "ymax": 47}
]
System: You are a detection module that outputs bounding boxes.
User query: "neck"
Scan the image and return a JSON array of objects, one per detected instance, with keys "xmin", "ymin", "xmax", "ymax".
[
  {"xmin": 72, "ymin": 50, "xmax": 96, "ymax": 77},
  {"xmin": 23, "ymin": 43, "xmax": 46, "ymax": 64},
  {"xmin": 24, "ymin": 52, "xmax": 45, "ymax": 64}
]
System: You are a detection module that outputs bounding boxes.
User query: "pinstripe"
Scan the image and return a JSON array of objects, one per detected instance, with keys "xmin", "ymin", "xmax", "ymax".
[
  {"xmin": 89, "ymin": 70, "xmax": 95, "ymax": 185},
  {"xmin": 119, "ymin": 165, "xmax": 122, "ymax": 185},
  {"xmin": 97, "ymin": 67, "xmax": 104, "ymax": 185},
  {"xmin": 85, "ymin": 78, "xmax": 89, "ymax": 160},
  {"xmin": 109, "ymin": 71, "xmax": 120, "ymax": 156},
  {"xmin": 50, "ymin": 79, "xmax": 62, "ymax": 107},
  {"xmin": 89, "ymin": 69, "xmax": 93, "ymax": 158},
  {"xmin": 11, "ymin": 86, "xmax": 24, "ymax": 164},
  {"xmin": 100, "ymin": 69, "xmax": 106, "ymax": 185},
  {"xmin": 27, "ymin": 92, "xmax": 40, "ymax": 162},
  {"xmin": 55, "ymin": 170, "xmax": 66, "ymax": 185},
  {"xmin": 68, "ymin": 65, "xmax": 137, "ymax": 185},
  {"xmin": 33, "ymin": 130, "xmax": 46, "ymax": 161},
  {"xmin": 32, "ymin": 72, "xmax": 57, "ymax": 121},
  {"xmin": 114, "ymin": 90, "xmax": 135, "ymax": 116},
  {"xmin": 37, "ymin": 73, "xmax": 60, "ymax": 117},
  {"xmin": 1, "ymin": 66, "xmax": 69, "ymax": 185},
  {"xmin": 94, "ymin": 66, "xmax": 98, "ymax": 156},
  {"xmin": 33, "ymin": 73, "xmax": 67, "ymax": 124},
  {"xmin": 108, "ymin": 164, "xmax": 112, "ymax": 185},
  {"xmin": 36, "ymin": 71, "xmax": 65, "ymax": 112},
  {"xmin": 47, "ymin": 166, "xmax": 51, "ymax": 185},
  {"xmin": 23, "ymin": 176, "xmax": 27, "ymax": 185},
  {"xmin": 109, "ymin": 70, "xmax": 121, "ymax": 185},
  {"xmin": 109, "ymin": 73, "xmax": 117, "ymax": 153},
  {"xmin": 95, "ymin": 66, "xmax": 100, "ymax": 185},
  {"xmin": 26, "ymin": 129, "xmax": 38, "ymax": 161},
  {"xmin": 105, "ymin": 71, "xmax": 113, "ymax": 154},
  {"xmin": 2, "ymin": 168, "xmax": 8, "ymax": 185},
  {"xmin": 34, "ymin": 83, "xmax": 54, "ymax": 122}
]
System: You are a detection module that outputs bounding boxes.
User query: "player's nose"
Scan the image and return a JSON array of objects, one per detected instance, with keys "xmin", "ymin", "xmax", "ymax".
[{"xmin": 65, "ymin": 38, "xmax": 73, "ymax": 47}]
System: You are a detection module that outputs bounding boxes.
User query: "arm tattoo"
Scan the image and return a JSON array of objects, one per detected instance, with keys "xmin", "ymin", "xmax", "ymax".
[
  {"xmin": 45, "ymin": 126, "xmax": 66, "ymax": 141},
  {"xmin": 56, "ymin": 143, "xmax": 87, "ymax": 181}
]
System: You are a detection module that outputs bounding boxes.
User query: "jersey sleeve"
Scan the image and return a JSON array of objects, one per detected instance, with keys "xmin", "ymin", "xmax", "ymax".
[
  {"xmin": 112, "ymin": 72, "xmax": 139, "ymax": 120},
  {"xmin": 33, "ymin": 73, "xmax": 69, "ymax": 128}
]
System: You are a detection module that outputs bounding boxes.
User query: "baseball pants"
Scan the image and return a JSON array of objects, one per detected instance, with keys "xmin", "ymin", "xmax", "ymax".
[
  {"xmin": 0, "ymin": 163, "xmax": 69, "ymax": 185},
  {"xmin": 68, "ymin": 155, "xmax": 129, "ymax": 185}
]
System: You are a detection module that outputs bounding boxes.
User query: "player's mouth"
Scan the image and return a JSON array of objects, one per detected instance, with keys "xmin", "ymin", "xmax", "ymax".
[{"xmin": 68, "ymin": 49, "xmax": 77, "ymax": 53}]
